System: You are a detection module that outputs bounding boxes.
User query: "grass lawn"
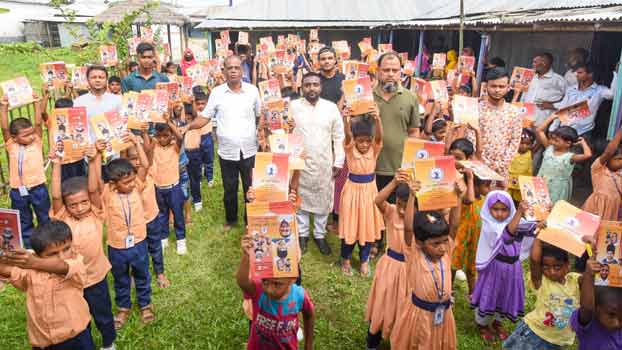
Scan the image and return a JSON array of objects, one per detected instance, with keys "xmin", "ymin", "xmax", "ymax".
[{"xmin": 0, "ymin": 48, "xmax": 576, "ymax": 349}]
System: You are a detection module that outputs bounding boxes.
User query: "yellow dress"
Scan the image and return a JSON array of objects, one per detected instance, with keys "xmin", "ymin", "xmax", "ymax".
[{"xmin": 508, "ymin": 150, "xmax": 532, "ymax": 202}]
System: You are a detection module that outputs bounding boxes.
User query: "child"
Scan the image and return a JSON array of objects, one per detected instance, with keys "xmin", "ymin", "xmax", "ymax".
[
  {"xmin": 582, "ymin": 128, "xmax": 622, "ymax": 220},
  {"xmin": 0, "ymin": 220, "xmax": 94, "ymax": 349},
  {"xmin": 147, "ymin": 116, "xmax": 187, "ymax": 255},
  {"xmin": 508, "ymin": 128, "xmax": 534, "ymax": 203},
  {"xmin": 50, "ymin": 147, "xmax": 117, "ymax": 350},
  {"xmin": 536, "ymin": 115, "xmax": 592, "ymax": 204},
  {"xmin": 237, "ymin": 233, "xmax": 315, "ymax": 350},
  {"xmin": 339, "ymin": 108, "xmax": 385, "ymax": 277},
  {"xmin": 196, "ymin": 93, "xmax": 215, "ymax": 188},
  {"xmin": 101, "ymin": 155, "xmax": 154, "ymax": 329},
  {"xmin": 108, "ymin": 76, "xmax": 122, "ymax": 95},
  {"xmin": 503, "ymin": 239, "xmax": 581, "ymax": 350},
  {"xmin": 164, "ymin": 62, "xmax": 178, "ymax": 81},
  {"xmin": 390, "ymin": 181, "xmax": 460, "ymax": 350},
  {"xmin": 425, "ymin": 118, "xmax": 448, "ymax": 142},
  {"xmin": 0, "ymin": 94, "xmax": 50, "ymax": 249},
  {"xmin": 365, "ymin": 170, "xmax": 410, "ymax": 349},
  {"xmin": 123, "ymin": 140, "xmax": 170, "ymax": 289},
  {"xmin": 470, "ymin": 191, "xmax": 537, "ymax": 342},
  {"xmin": 184, "ymin": 96, "xmax": 212, "ymax": 211},
  {"xmin": 571, "ymin": 255, "xmax": 622, "ymax": 349}
]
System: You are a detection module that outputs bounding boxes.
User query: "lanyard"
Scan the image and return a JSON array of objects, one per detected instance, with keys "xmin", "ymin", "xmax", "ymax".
[
  {"xmin": 17, "ymin": 145, "xmax": 24, "ymax": 184},
  {"xmin": 118, "ymin": 194, "xmax": 132, "ymax": 235},
  {"xmin": 424, "ymin": 256, "xmax": 445, "ymax": 301}
]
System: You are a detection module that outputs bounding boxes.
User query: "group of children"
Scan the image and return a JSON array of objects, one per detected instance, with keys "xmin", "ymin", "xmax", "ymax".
[{"xmin": 0, "ymin": 76, "xmax": 216, "ymax": 349}]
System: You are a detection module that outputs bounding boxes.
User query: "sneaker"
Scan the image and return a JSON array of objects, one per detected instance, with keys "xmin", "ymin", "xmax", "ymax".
[
  {"xmin": 177, "ymin": 239, "xmax": 187, "ymax": 255},
  {"xmin": 314, "ymin": 238, "xmax": 332, "ymax": 256},
  {"xmin": 297, "ymin": 327, "xmax": 304, "ymax": 342},
  {"xmin": 161, "ymin": 238, "xmax": 169, "ymax": 249},
  {"xmin": 455, "ymin": 269, "xmax": 467, "ymax": 281},
  {"xmin": 194, "ymin": 202, "xmax": 203, "ymax": 212},
  {"xmin": 208, "ymin": 180, "xmax": 214, "ymax": 188},
  {"xmin": 102, "ymin": 344, "xmax": 117, "ymax": 350}
]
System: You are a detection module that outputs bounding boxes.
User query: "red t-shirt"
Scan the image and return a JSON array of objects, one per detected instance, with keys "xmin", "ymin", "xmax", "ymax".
[{"xmin": 245, "ymin": 280, "xmax": 314, "ymax": 350}]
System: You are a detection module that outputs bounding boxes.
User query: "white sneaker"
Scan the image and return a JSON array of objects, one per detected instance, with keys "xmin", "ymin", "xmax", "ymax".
[
  {"xmin": 102, "ymin": 344, "xmax": 117, "ymax": 350},
  {"xmin": 194, "ymin": 202, "xmax": 203, "ymax": 212},
  {"xmin": 297, "ymin": 327, "xmax": 304, "ymax": 342},
  {"xmin": 208, "ymin": 180, "xmax": 214, "ymax": 188},
  {"xmin": 176, "ymin": 239, "xmax": 187, "ymax": 255},
  {"xmin": 455, "ymin": 269, "xmax": 467, "ymax": 281},
  {"xmin": 161, "ymin": 238, "xmax": 169, "ymax": 249}
]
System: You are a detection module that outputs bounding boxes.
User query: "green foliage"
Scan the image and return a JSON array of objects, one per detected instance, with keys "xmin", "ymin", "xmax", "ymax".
[{"xmin": 0, "ymin": 42, "xmax": 44, "ymax": 55}]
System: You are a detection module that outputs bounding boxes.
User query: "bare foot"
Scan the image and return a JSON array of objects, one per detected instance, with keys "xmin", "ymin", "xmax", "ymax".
[
  {"xmin": 157, "ymin": 274, "xmax": 171, "ymax": 289},
  {"xmin": 341, "ymin": 260, "xmax": 353, "ymax": 276},
  {"xmin": 360, "ymin": 262, "xmax": 370, "ymax": 277}
]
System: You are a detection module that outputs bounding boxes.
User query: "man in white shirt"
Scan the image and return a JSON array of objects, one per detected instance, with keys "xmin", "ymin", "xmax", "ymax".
[
  {"xmin": 292, "ymin": 72, "xmax": 345, "ymax": 255},
  {"xmin": 189, "ymin": 56, "xmax": 261, "ymax": 232},
  {"xmin": 521, "ymin": 53, "xmax": 567, "ymax": 126},
  {"xmin": 74, "ymin": 65, "xmax": 123, "ymax": 129}
]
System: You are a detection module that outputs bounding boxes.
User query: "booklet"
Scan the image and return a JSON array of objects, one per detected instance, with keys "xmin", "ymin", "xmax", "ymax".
[
  {"xmin": 518, "ymin": 176, "xmax": 552, "ymax": 221},
  {"xmin": 253, "ymin": 152, "xmax": 290, "ymax": 202},
  {"xmin": 403, "ymin": 60, "xmax": 416, "ymax": 76},
  {"xmin": 332, "ymin": 40, "xmax": 351, "ymax": 61},
  {"xmin": 594, "ymin": 221, "xmax": 622, "ymax": 287},
  {"xmin": 141, "ymin": 27, "xmax": 154, "ymax": 41},
  {"xmin": 510, "ymin": 67, "xmax": 536, "ymax": 91},
  {"xmin": 156, "ymin": 82, "xmax": 180, "ymax": 102},
  {"xmin": 358, "ymin": 37, "xmax": 373, "ymax": 57},
  {"xmin": 151, "ymin": 89, "xmax": 169, "ymax": 123},
  {"xmin": 220, "ymin": 30, "xmax": 231, "ymax": 47},
  {"xmin": 309, "ymin": 29, "xmax": 319, "ymax": 41},
  {"xmin": 247, "ymin": 201, "xmax": 299, "ymax": 279},
  {"xmin": 90, "ymin": 111, "xmax": 130, "ymax": 160},
  {"xmin": 187, "ymin": 64, "xmax": 208, "ymax": 87},
  {"xmin": 342, "ymin": 76, "xmax": 374, "ymax": 116},
  {"xmin": 432, "ymin": 53, "xmax": 447, "ymax": 70},
  {"xmin": 0, "ymin": 209, "xmax": 22, "ymax": 256},
  {"xmin": 512, "ymin": 102, "xmax": 536, "ymax": 128},
  {"xmin": 238, "ymin": 31, "xmax": 249, "ymax": 45},
  {"xmin": 128, "ymin": 91, "xmax": 153, "ymax": 129},
  {"xmin": 446, "ymin": 69, "xmax": 458, "ymax": 87},
  {"xmin": 414, "ymin": 156, "xmax": 458, "ymax": 210},
  {"xmin": 401, "ymin": 138, "xmax": 445, "ymax": 171},
  {"xmin": 452, "ymin": 95, "xmax": 480, "ymax": 128},
  {"xmin": 557, "ymin": 100, "xmax": 591, "ymax": 126},
  {"xmin": 378, "ymin": 44, "xmax": 393, "ymax": 55},
  {"xmin": 459, "ymin": 160, "xmax": 504, "ymax": 182},
  {"xmin": 540, "ymin": 200, "xmax": 601, "ymax": 257},
  {"xmin": 342, "ymin": 60, "xmax": 369, "ymax": 79},
  {"xmin": 1, "ymin": 77, "xmax": 34, "ymax": 109},
  {"xmin": 128, "ymin": 37, "xmax": 141, "ymax": 56},
  {"xmin": 265, "ymin": 99, "xmax": 290, "ymax": 131},
  {"xmin": 40, "ymin": 61, "xmax": 67, "ymax": 90},
  {"xmin": 177, "ymin": 75, "xmax": 193, "ymax": 100},
  {"xmin": 120, "ymin": 92, "xmax": 138, "ymax": 121},
  {"xmin": 50, "ymin": 107, "xmax": 88, "ymax": 163},
  {"xmin": 411, "ymin": 78, "xmax": 432, "ymax": 106},
  {"xmin": 258, "ymin": 79, "xmax": 282, "ymax": 103},
  {"xmin": 99, "ymin": 45, "xmax": 118, "ymax": 67},
  {"xmin": 457, "ymin": 56, "xmax": 475, "ymax": 73},
  {"xmin": 269, "ymin": 133, "xmax": 305, "ymax": 170},
  {"xmin": 429, "ymin": 80, "xmax": 449, "ymax": 105},
  {"xmin": 70, "ymin": 66, "xmax": 88, "ymax": 91}
]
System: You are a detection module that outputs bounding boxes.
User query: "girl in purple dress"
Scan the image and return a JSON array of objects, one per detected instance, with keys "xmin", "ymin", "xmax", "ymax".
[{"xmin": 470, "ymin": 191, "xmax": 537, "ymax": 343}]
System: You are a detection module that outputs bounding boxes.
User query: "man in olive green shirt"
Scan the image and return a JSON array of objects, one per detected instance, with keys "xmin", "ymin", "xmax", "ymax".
[{"xmin": 373, "ymin": 52, "xmax": 421, "ymax": 202}]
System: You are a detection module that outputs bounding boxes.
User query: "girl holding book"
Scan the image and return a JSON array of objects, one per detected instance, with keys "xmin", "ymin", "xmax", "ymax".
[{"xmin": 338, "ymin": 106, "xmax": 384, "ymax": 277}]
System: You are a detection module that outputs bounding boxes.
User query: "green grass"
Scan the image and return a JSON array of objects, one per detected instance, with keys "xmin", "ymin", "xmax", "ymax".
[{"xmin": 0, "ymin": 49, "xmax": 576, "ymax": 349}]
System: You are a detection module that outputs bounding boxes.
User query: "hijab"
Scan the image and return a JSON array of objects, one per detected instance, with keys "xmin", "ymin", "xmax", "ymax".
[
  {"xmin": 475, "ymin": 190, "xmax": 515, "ymax": 269},
  {"xmin": 180, "ymin": 48, "xmax": 197, "ymax": 76}
]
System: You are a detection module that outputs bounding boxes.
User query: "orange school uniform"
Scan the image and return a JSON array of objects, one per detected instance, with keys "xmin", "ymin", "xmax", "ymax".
[
  {"xmin": 151, "ymin": 143, "xmax": 180, "ymax": 187},
  {"xmin": 141, "ymin": 172, "xmax": 159, "ymax": 223},
  {"xmin": 6, "ymin": 136, "xmax": 46, "ymax": 189},
  {"xmin": 8, "ymin": 256, "xmax": 91, "ymax": 348},
  {"xmin": 101, "ymin": 181, "xmax": 147, "ymax": 249},
  {"xmin": 51, "ymin": 206, "xmax": 111, "ymax": 287}
]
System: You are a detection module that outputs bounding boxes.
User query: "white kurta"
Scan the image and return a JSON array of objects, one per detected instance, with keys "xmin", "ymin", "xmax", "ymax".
[{"xmin": 292, "ymin": 98, "xmax": 345, "ymax": 215}]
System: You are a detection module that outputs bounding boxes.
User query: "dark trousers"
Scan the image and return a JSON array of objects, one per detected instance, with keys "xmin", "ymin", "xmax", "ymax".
[
  {"xmin": 366, "ymin": 328, "xmax": 383, "ymax": 348},
  {"xmin": 61, "ymin": 160, "xmax": 86, "ymax": 183},
  {"xmin": 146, "ymin": 218, "xmax": 164, "ymax": 275},
  {"xmin": 10, "ymin": 184, "xmax": 50, "ymax": 249},
  {"xmin": 219, "ymin": 154, "xmax": 254, "ymax": 225},
  {"xmin": 33, "ymin": 327, "xmax": 94, "ymax": 350},
  {"xmin": 201, "ymin": 133, "xmax": 214, "ymax": 181},
  {"xmin": 340, "ymin": 240, "xmax": 372, "ymax": 263},
  {"xmin": 108, "ymin": 241, "xmax": 151, "ymax": 309},
  {"xmin": 83, "ymin": 276, "xmax": 116, "ymax": 348},
  {"xmin": 187, "ymin": 149, "xmax": 203, "ymax": 204},
  {"xmin": 156, "ymin": 183, "xmax": 186, "ymax": 241}
]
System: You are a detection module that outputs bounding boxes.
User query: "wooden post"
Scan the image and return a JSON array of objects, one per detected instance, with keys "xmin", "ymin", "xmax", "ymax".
[
  {"xmin": 459, "ymin": 0, "xmax": 464, "ymax": 54},
  {"xmin": 415, "ymin": 30, "xmax": 425, "ymax": 78},
  {"xmin": 179, "ymin": 25, "xmax": 184, "ymax": 60},
  {"xmin": 167, "ymin": 24, "xmax": 173, "ymax": 62},
  {"xmin": 475, "ymin": 33, "xmax": 489, "ymax": 91}
]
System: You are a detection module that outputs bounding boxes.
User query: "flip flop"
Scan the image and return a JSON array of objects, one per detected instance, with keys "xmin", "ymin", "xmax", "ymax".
[{"xmin": 140, "ymin": 304, "xmax": 156, "ymax": 324}]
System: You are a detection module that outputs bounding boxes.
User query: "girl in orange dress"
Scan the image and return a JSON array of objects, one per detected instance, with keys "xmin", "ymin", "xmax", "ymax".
[
  {"xmin": 365, "ymin": 170, "xmax": 411, "ymax": 349},
  {"xmin": 582, "ymin": 128, "xmax": 622, "ymax": 221},
  {"xmin": 339, "ymin": 107, "xmax": 384, "ymax": 277},
  {"xmin": 390, "ymin": 181, "xmax": 460, "ymax": 350}
]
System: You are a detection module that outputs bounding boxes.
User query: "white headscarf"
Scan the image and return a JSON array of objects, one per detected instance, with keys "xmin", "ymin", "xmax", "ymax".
[{"xmin": 475, "ymin": 190, "xmax": 516, "ymax": 268}]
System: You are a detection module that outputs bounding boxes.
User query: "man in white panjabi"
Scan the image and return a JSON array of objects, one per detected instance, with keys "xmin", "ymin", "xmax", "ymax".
[{"xmin": 291, "ymin": 72, "xmax": 344, "ymax": 256}]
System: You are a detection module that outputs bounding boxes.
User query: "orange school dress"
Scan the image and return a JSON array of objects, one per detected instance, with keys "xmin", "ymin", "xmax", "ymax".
[
  {"xmin": 390, "ymin": 239, "xmax": 456, "ymax": 350},
  {"xmin": 582, "ymin": 157, "xmax": 622, "ymax": 221},
  {"xmin": 338, "ymin": 143, "xmax": 384, "ymax": 245},
  {"xmin": 365, "ymin": 204, "xmax": 408, "ymax": 338}
]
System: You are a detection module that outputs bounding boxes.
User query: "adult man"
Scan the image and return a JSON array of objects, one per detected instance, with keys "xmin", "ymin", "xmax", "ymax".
[
  {"xmin": 564, "ymin": 48, "xmax": 589, "ymax": 87},
  {"xmin": 552, "ymin": 63, "xmax": 617, "ymax": 138},
  {"xmin": 521, "ymin": 53, "xmax": 567, "ymax": 126},
  {"xmin": 121, "ymin": 42, "xmax": 169, "ymax": 93},
  {"xmin": 479, "ymin": 68, "xmax": 523, "ymax": 182},
  {"xmin": 292, "ymin": 72, "xmax": 344, "ymax": 255},
  {"xmin": 189, "ymin": 56, "xmax": 261, "ymax": 232},
  {"xmin": 374, "ymin": 52, "xmax": 421, "ymax": 197},
  {"xmin": 318, "ymin": 47, "xmax": 345, "ymax": 105}
]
